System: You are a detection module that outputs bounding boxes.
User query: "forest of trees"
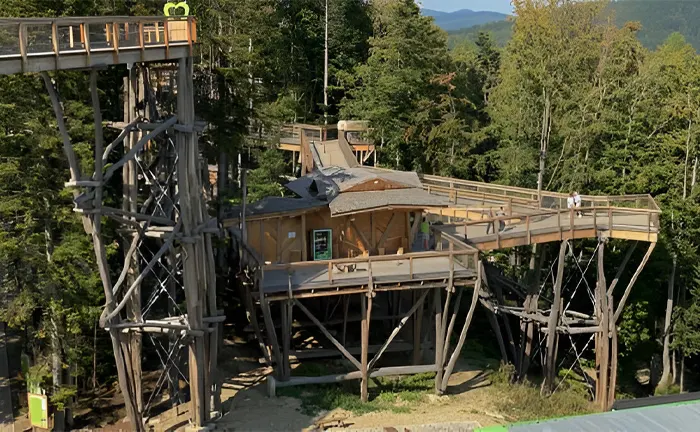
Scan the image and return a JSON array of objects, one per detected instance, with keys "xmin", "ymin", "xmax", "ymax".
[{"xmin": 2, "ymin": 0, "xmax": 700, "ymax": 421}]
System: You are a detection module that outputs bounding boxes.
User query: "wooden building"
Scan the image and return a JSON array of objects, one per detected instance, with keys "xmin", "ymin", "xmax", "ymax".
[{"xmin": 230, "ymin": 130, "xmax": 661, "ymax": 410}]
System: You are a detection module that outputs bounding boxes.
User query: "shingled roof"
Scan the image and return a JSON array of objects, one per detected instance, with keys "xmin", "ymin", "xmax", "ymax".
[{"xmin": 329, "ymin": 188, "xmax": 450, "ymax": 216}]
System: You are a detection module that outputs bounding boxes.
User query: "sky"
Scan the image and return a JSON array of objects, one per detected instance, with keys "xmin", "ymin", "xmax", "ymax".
[{"xmin": 418, "ymin": 0, "xmax": 514, "ymax": 15}]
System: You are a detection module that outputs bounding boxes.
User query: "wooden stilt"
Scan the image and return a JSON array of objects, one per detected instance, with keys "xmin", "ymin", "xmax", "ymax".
[
  {"xmin": 441, "ymin": 288, "xmax": 464, "ymax": 362},
  {"xmin": 607, "ymin": 298, "xmax": 618, "ymax": 410},
  {"xmin": 487, "ymin": 270, "xmax": 517, "ymax": 366},
  {"xmin": 412, "ymin": 290, "xmax": 425, "ymax": 365},
  {"xmin": 543, "ymin": 241, "xmax": 567, "ymax": 392},
  {"xmin": 440, "ymin": 263, "xmax": 483, "ymax": 393},
  {"xmin": 487, "ymin": 310, "xmax": 508, "ymax": 363},
  {"xmin": 597, "ymin": 240, "xmax": 610, "ymax": 409},
  {"xmin": 261, "ymin": 297, "xmax": 284, "ymax": 377},
  {"xmin": 360, "ymin": 293, "xmax": 372, "ymax": 402},
  {"xmin": 281, "ymin": 300, "xmax": 292, "ymax": 381},
  {"xmin": 519, "ymin": 245, "xmax": 546, "ymax": 380},
  {"xmin": 342, "ymin": 295, "xmax": 350, "ymax": 346},
  {"xmin": 614, "ymin": 242, "xmax": 656, "ymax": 322},
  {"xmin": 434, "ymin": 288, "xmax": 444, "ymax": 393}
]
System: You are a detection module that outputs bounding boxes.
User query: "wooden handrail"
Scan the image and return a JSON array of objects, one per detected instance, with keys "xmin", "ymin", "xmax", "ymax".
[
  {"xmin": 1, "ymin": 16, "xmax": 197, "ymax": 62},
  {"xmin": 421, "ymin": 174, "xmax": 661, "ymax": 212},
  {"xmin": 264, "ymin": 249, "xmax": 478, "ymax": 272}
]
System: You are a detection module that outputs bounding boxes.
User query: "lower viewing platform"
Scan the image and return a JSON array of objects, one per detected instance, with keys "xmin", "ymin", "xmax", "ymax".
[{"xmin": 253, "ymin": 249, "xmax": 479, "ymax": 302}]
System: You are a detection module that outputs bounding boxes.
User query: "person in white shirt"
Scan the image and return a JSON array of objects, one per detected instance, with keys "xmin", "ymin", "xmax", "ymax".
[
  {"xmin": 567, "ymin": 192, "xmax": 575, "ymax": 210},
  {"xmin": 573, "ymin": 191, "xmax": 582, "ymax": 218}
]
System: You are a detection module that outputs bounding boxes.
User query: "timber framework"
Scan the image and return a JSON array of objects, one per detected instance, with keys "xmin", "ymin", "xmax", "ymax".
[
  {"xmin": 228, "ymin": 135, "xmax": 660, "ymax": 410},
  {"xmin": 0, "ymin": 16, "xmax": 219, "ymax": 430}
]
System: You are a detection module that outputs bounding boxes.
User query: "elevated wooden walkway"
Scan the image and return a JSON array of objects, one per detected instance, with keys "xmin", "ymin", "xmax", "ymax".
[
  {"xmin": 0, "ymin": 16, "xmax": 196, "ymax": 74},
  {"xmin": 421, "ymin": 174, "xmax": 660, "ymax": 248}
]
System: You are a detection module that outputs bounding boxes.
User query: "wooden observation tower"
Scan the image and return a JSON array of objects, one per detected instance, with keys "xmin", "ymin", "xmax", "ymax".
[{"xmin": 0, "ymin": 16, "xmax": 219, "ymax": 430}]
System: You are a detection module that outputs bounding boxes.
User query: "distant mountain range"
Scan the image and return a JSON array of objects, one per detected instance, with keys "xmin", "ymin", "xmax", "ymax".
[
  {"xmin": 440, "ymin": 1, "xmax": 700, "ymax": 52},
  {"xmin": 422, "ymin": 8, "xmax": 508, "ymax": 31}
]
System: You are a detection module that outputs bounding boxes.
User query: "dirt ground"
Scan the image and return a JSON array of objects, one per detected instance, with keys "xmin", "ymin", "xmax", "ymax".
[{"xmin": 213, "ymin": 338, "xmax": 507, "ymax": 432}]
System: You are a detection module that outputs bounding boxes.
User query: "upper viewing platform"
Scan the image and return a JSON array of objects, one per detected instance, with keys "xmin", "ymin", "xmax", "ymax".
[{"xmin": 0, "ymin": 16, "xmax": 197, "ymax": 75}]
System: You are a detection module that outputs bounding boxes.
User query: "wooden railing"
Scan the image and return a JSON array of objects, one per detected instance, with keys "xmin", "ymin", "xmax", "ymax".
[
  {"xmin": 421, "ymin": 174, "xmax": 661, "ymax": 213},
  {"xmin": 0, "ymin": 16, "xmax": 197, "ymax": 70},
  {"xmin": 437, "ymin": 206, "xmax": 660, "ymax": 247},
  {"xmin": 263, "ymin": 248, "xmax": 479, "ymax": 287}
]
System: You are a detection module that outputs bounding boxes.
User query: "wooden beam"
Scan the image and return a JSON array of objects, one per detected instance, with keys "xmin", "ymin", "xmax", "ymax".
[
  {"xmin": 614, "ymin": 242, "xmax": 656, "ymax": 322},
  {"xmin": 377, "ymin": 213, "xmax": 398, "ymax": 250},
  {"xmin": 544, "ymin": 241, "xmax": 567, "ymax": 392},
  {"xmin": 597, "ymin": 241, "xmax": 610, "ymax": 409},
  {"xmin": 440, "ymin": 262, "xmax": 482, "ymax": 393},
  {"xmin": 348, "ymin": 218, "xmax": 371, "ymax": 252},
  {"xmin": 360, "ymin": 293, "xmax": 372, "ymax": 402},
  {"xmin": 434, "ymin": 288, "xmax": 444, "ymax": 393},
  {"xmin": 301, "ymin": 214, "xmax": 307, "ymax": 261},
  {"xmin": 368, "ymin": 290, "xmax": 429, "ymax": 370},
  {"xmin": 370, "ymin": 213, "xmax": 376, "ymax": 252},
  {"xmin": 294, "ymin": 299, "xmax": 361, "ymax": 370},
  {"xmin": 441, "ymin": 288, "xmax": 464, "ymax": 362},
  {"xmin": 607, "ymin": 241, "xmax": 638, "ymax": 296}
]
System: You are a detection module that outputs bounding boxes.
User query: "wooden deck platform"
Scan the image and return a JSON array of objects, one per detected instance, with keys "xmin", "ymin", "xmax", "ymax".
[
  {"xmin": 0, "ymin": 16, "xmax": 196, "ymax": 74},
  {"xmin": 257, "ymin": 250, "xmax": 478, "ymax": 301}
]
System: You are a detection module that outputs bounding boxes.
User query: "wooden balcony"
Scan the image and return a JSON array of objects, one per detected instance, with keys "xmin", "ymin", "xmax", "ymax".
[
  {"xmin": 250, "ymin": 248, "xmax": 479, "ymax": 302},
  {"xmin": 0, "ymin": 16, "xmax": 197, "ymax": 74}
]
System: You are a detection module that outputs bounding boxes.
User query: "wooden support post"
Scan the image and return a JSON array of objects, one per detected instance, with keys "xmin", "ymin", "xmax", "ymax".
[
  {"xmin": 607, "ymin": 241, "xmax": 638, "ymax": 296},
  {"xmin": 597, "ymin": 240, "xmax": 610, "ymax": 409},
  {"xmin": 342, "ymin": 295, "xmax": 350, "ymax": 346},
  {"xmin": 544, "ymin": 241, "xmax": 567, "ymax": 393},
  {"xmin": 369, "ymin": 290, "xmax": 429, "ymax": 370},
  {"xmin": 413, "ymin": 289, "xmax": 424, "ymax": 365},
  {"xmin": 441, "ymin": 288, "xmax": 464, "ymax": 362},
  {"xmin": 360, "ymin": 292, "xmax": 372, "ymax": 402},
  {"xmin": 440, "ymin": 262, "xmax": 483, "ymax": 393},
  {"xmin": 123, "ymin": 67, "xmax": 143, "ymax": 416},
  {"xmin": 370, "ymin": 213, "xmax": 376, "ymax": 253},
  {"xmin": 434, "ymin": 288, "xmax": 444, "ymax": 394},
  {"xmin": 261, "ymin": 297, "xmax": 284, "ymax": 377},
  {"xmin": 281, "ymin": 300, "xmax": 292, "ymax": 381},
  {"xmin": 614, "ymin": 242, "xmax": 656, "ymax": 322},
  {"xmin": 301, "ymin": 213, "xmax": 308, "ymax": 261},
  {"xmin": 487, "ymin": 271, "xmax": 518, "ymax": 366},
  {"xmin": 608, "ymin": 300, "xmax": 618, "ymax": 410},
  {"xmin": 294, "ymin": 299, "xmax": 361, "ymax": 370},
  {"xmin": 82, "ymin": 69, "xmax": 142, "ymax": 431},
  {"xmin": 276, "ymin": 218, "xmax": 282, "ymax": 263}
]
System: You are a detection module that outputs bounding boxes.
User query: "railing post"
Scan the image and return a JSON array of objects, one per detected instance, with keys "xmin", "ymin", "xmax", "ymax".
[
  {"xmin": 51, "ymin": 21, "xmax": 59, "ymax": 69},
  {"xmin": 526, "ymin": 215, "xmax": 531, "ymax": 245},
  {"xmin": 647, "ymin": 212, "xmax": 651, "ymax": 241},
  {"xmin": 18, "ymin": 23, "xmax": 27, "ymax": 73},
  {"xmin": 593, "ymin": 208, "xmax": 597, "ymax": 233},
  {"xmin": 409, "ymin": 256, "xmax": 414, "ymax": 279},
  {"xmin": 163, "ymin": 18, "xmax": 170, "ymax": 58},
  {"xmin": 569, "ymin": 208, "xmax": 574, "ymax": 240},
  {"xmin": 608, "ymin": 208, "xmax": 613, "ymax": 234},
  {"xmin": 138, "ymin": 21, "xmax": 145, "ymax": 61},
  {"xmin": 83, "ymin": 22, "xmax": 91, "ymax": 66}
]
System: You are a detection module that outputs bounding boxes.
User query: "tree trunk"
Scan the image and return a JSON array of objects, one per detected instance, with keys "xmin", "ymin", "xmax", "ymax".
[
  {"xmin": 683, "ymin": 115, "xmax": 692, "ymax": 199},
  {"xmin": 659, "ymin": 255, "xmax": 676, "ymax": 389},
  {"xmin": 537, "ymin": 90, "xmax": 552, "ymax": 203}
]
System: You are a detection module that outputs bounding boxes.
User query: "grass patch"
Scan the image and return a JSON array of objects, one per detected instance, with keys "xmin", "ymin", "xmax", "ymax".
[
  {"xmin": 489, "ymin": 364, "xmax": 595, "ymax": 422},
  {"xmin": 278, "ymin": 371, "xmax": 436, "ymax": 416}
]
